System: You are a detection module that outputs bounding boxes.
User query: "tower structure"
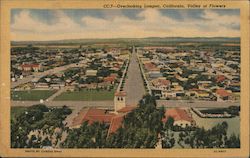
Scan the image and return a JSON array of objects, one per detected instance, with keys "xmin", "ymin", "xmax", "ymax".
[{"xmin": 114, "ymin": 91, "xmax": 126, "ymax": 112}]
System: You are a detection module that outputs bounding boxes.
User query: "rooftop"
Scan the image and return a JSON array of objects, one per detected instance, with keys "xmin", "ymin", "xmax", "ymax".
[
  {"xmin": 71, "ymin": 108, "xmax": 115, "ymax": 127},
  {"xmin": 117, "ymin": 106, "xmax": 136, "ymax": 113},
  {"xmin": 163, "ymin": 108, "xmax": 194, "ymax": 123},
  {"xmin": 216, "ymin": 89, "xmax": 231, "ymax": 97},
  {"xmin": 107, "ymin": 114, "xmax": 125, "ymax": 136}
]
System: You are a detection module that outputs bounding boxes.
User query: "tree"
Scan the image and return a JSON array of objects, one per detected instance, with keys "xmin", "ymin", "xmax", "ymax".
[
  {"xmin": 165, "ymin": 117, "xmax": 174, "ymax": 130},
  {"xmin": 11, "ymin": 105, "xmax": 72, "ymax": 148},
  {"xmin": 225, "ymin": 134, "xmax": 240, "ymax": 148},
  {"xmin": 42, "ymin": 137, "xmax": 52, "ymax": 147}
]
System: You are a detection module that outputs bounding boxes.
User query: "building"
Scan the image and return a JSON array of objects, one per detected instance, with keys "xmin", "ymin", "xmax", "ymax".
[
  {"xmin": 114, "ymin": 91, "xmax": 126, "ymax": 113},
  {"xmin": 151, "ymin": 78, "xmax": 171, "ymax": 91},
  {"xmin": 216, "ymin": 89, "xmax": 232, "ymax": 100},
  {"xmin": 216, "ymin": 75, "xmax": 226, "ymax": 83},
  {"xmin": 144, "ymin": 62, "xmax": 158, "ymax": 71},
  {"xmin": 70, "ymin": 106, "xmax": 136, "ymax": 136},
  {"xmin": 188, "ymin": 89, "xmax": 210, "ymax": 99},
  {"xmin": 148, "ymin": 71, "xmax": 163, "ymax": 78},
  {"xmin": 162, "ymin": 91, "xmax": 185, "ymax": 98},
  {"xmin": 163, "ymin": 108, "xmax": 195, "ymax": 128},
  {"xmin": 86, "ymin": 70, "xmax": 97, "ymax": 76},
  {"xmin": 116, "ymin": 106, "xmax": 136, "ymax": 113},
  {"xmin": 107, "ymin": 114, "xmax": 125, "ymax": 136},
  {"xmin": 19, "ymin": 64, "xmax": 41, "ymax": 72},
  {"xmin": 103, "ymin": 76, "xmax": 116, "ymax": 84},
  {"xmin": 35, "ymin": 83, "xmax": 50, "ymax": 89},
  {"xmin": 70, "ymin": 108, "xmax": 115, "ymax": 128}
]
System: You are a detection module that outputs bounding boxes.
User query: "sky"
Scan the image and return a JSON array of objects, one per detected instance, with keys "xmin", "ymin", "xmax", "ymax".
[{"xmin": 11, "ymin": 9, "xmax": 240, "ymax": 41}]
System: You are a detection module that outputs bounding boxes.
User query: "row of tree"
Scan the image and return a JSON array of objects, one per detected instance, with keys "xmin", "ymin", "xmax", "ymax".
[{"xmin": 11, "ymin": 104, "xmax": 72, "ymax": 148}]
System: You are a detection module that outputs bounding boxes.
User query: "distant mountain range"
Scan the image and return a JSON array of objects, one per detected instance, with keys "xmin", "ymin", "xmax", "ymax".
[{"xmin": 11, "ymin": 37, "xmax": 240, "ymax": 45}]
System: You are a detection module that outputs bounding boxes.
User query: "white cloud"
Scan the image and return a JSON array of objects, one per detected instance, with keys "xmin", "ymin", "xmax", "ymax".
[
  {"xmin": 11, "ymin": 10, "xmax": 79, "ymax": 33},
  {"xmin": 11, "ymin": 9, "xmax": 240, "ymax": 41}
]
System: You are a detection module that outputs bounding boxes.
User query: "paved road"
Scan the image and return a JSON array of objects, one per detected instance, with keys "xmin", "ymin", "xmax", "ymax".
[
  {"xmin": 124, "ymin": 48, "xmax": 145, "ymax": 105},
  {"xmin": 156, "ymin": 100, "xmax": 240, "ymax": 108},
  {"xmin": 11, "ymin": 62, "xmax": 81, "ymax": 89},
  {"xmin": 11, "ymin": 100, "xmax": 114, "ymax": 108}
]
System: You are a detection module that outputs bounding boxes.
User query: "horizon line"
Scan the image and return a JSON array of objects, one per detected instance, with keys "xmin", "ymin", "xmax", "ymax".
[{"xmin": 11, "ymin": 36, "xmax": 241, "ymax": 42}]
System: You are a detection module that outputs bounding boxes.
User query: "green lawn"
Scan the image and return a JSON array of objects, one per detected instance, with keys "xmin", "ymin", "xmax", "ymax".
[
  {"xmin": 11, "ymin": 106, "xmax": 27, "ymax": 121},
  {"xmin": 54, "ymin": 89, "xmax": 115, "ymax": 101},
  {"xmin": 11, "ymin": 90, "xmax": 57, "ymax": 101}
]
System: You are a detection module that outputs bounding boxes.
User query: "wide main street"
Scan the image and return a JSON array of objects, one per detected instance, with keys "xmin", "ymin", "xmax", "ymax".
[{"xmin": 124, "ymin": 48, "xmax": 146, "ymax": 105}]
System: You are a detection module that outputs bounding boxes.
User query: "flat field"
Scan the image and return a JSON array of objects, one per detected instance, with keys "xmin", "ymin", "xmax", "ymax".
[
  {"xmin": 11, "ymin": 90, "xmax": 57, "ymax": 101},
  {"xmin": 54, "ymin": 89, "xmax": 115, "ymax": 101}
]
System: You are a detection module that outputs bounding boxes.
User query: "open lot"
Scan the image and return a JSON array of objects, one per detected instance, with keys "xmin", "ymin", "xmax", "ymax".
[
  {"xmin": 11, "ymin": 90, "xmax": 57, "ymax": 101},
  {"xmin": 54, "ymin": 89, "xmax": 115, "ymax": 101}
]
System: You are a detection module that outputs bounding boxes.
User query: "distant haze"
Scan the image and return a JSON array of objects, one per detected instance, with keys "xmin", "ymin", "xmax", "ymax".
[{"xmin": 11, "ymin": 37, "xmax": 240, "ymax": 46}]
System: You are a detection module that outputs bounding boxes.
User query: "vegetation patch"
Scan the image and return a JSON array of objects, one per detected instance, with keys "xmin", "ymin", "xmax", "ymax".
[
  {"xmin": 11, "ymin": 104, "xmax": 72, "ymax": 148},
  {"xmin": 11, "ymin": 106, "xmax": 27, "ymax": 122},
  {"xmin": 11, "ymin": 90, "xmax": 57, "ymax": 101},
  {"xmin": 54, "ymin": 89, "xmax": 115, "ymax": 101}
]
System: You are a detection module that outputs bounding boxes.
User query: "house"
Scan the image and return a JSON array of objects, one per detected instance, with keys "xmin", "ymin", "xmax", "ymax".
[
  {"xmin": 144, "ymin": 63, "xmax": 158, "ymax": 71},
  {"xmin": 188, "ymin": 88, "xmax": 210, "ymax": 99},
  {"xmin": 162, "ymin": 108, "xmax": 196, "ymax": 128},
  {"xmin": 110, "ymin": 73, "xmax": 118, "ymax": 78},
  {"xmin": 86, "ymin": 83, "xmax": 98, "ymax": 89},
  {"xmin": 197, "ymin": 81, "xmax": 212, "ymax": 90},
  {"xmin": 175, "ymin": 74, "xmax": 188, "ymax": 82},
  {"xmin": 216, "ymin": 75, "xmax": 226, "ymax": 83},
  {"xmin": 35, "ymin": 83, "xmax": 50, "ymax": 89},
  {"xmin": 216, "ymin": 89, "xmax": 232, "ymax": 100},
  {"xmin": 148, "ymin": 71, "xmax": 163, "ymax": 78},
  {"xmin": 151, "ymin": 78, "xmax": 171, "ymax": 91},
  {"xmin": 171, "ymin": 83, "xmax": 184, "ymax": 91},
  {"xmin": 50, "ymin": 82, "xmax": 65, "ymax": 89},
  {"xmin": 97, "ymin": 82, "xmax": 111, "ymax": 89},
  {"xmin": 86, "ymin": 70, "xmax": 97, "ymax": 76},
  {"xmin": 19, "ymin": 64, "xmax": 41, "ymax": 72},
  {"xmin": 162, "ymin": 91, "xmax": 185, "ymax": 98},
  {"xmin": 103, "ymin": 76, "xmax": 116, "ymax": 84}
]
